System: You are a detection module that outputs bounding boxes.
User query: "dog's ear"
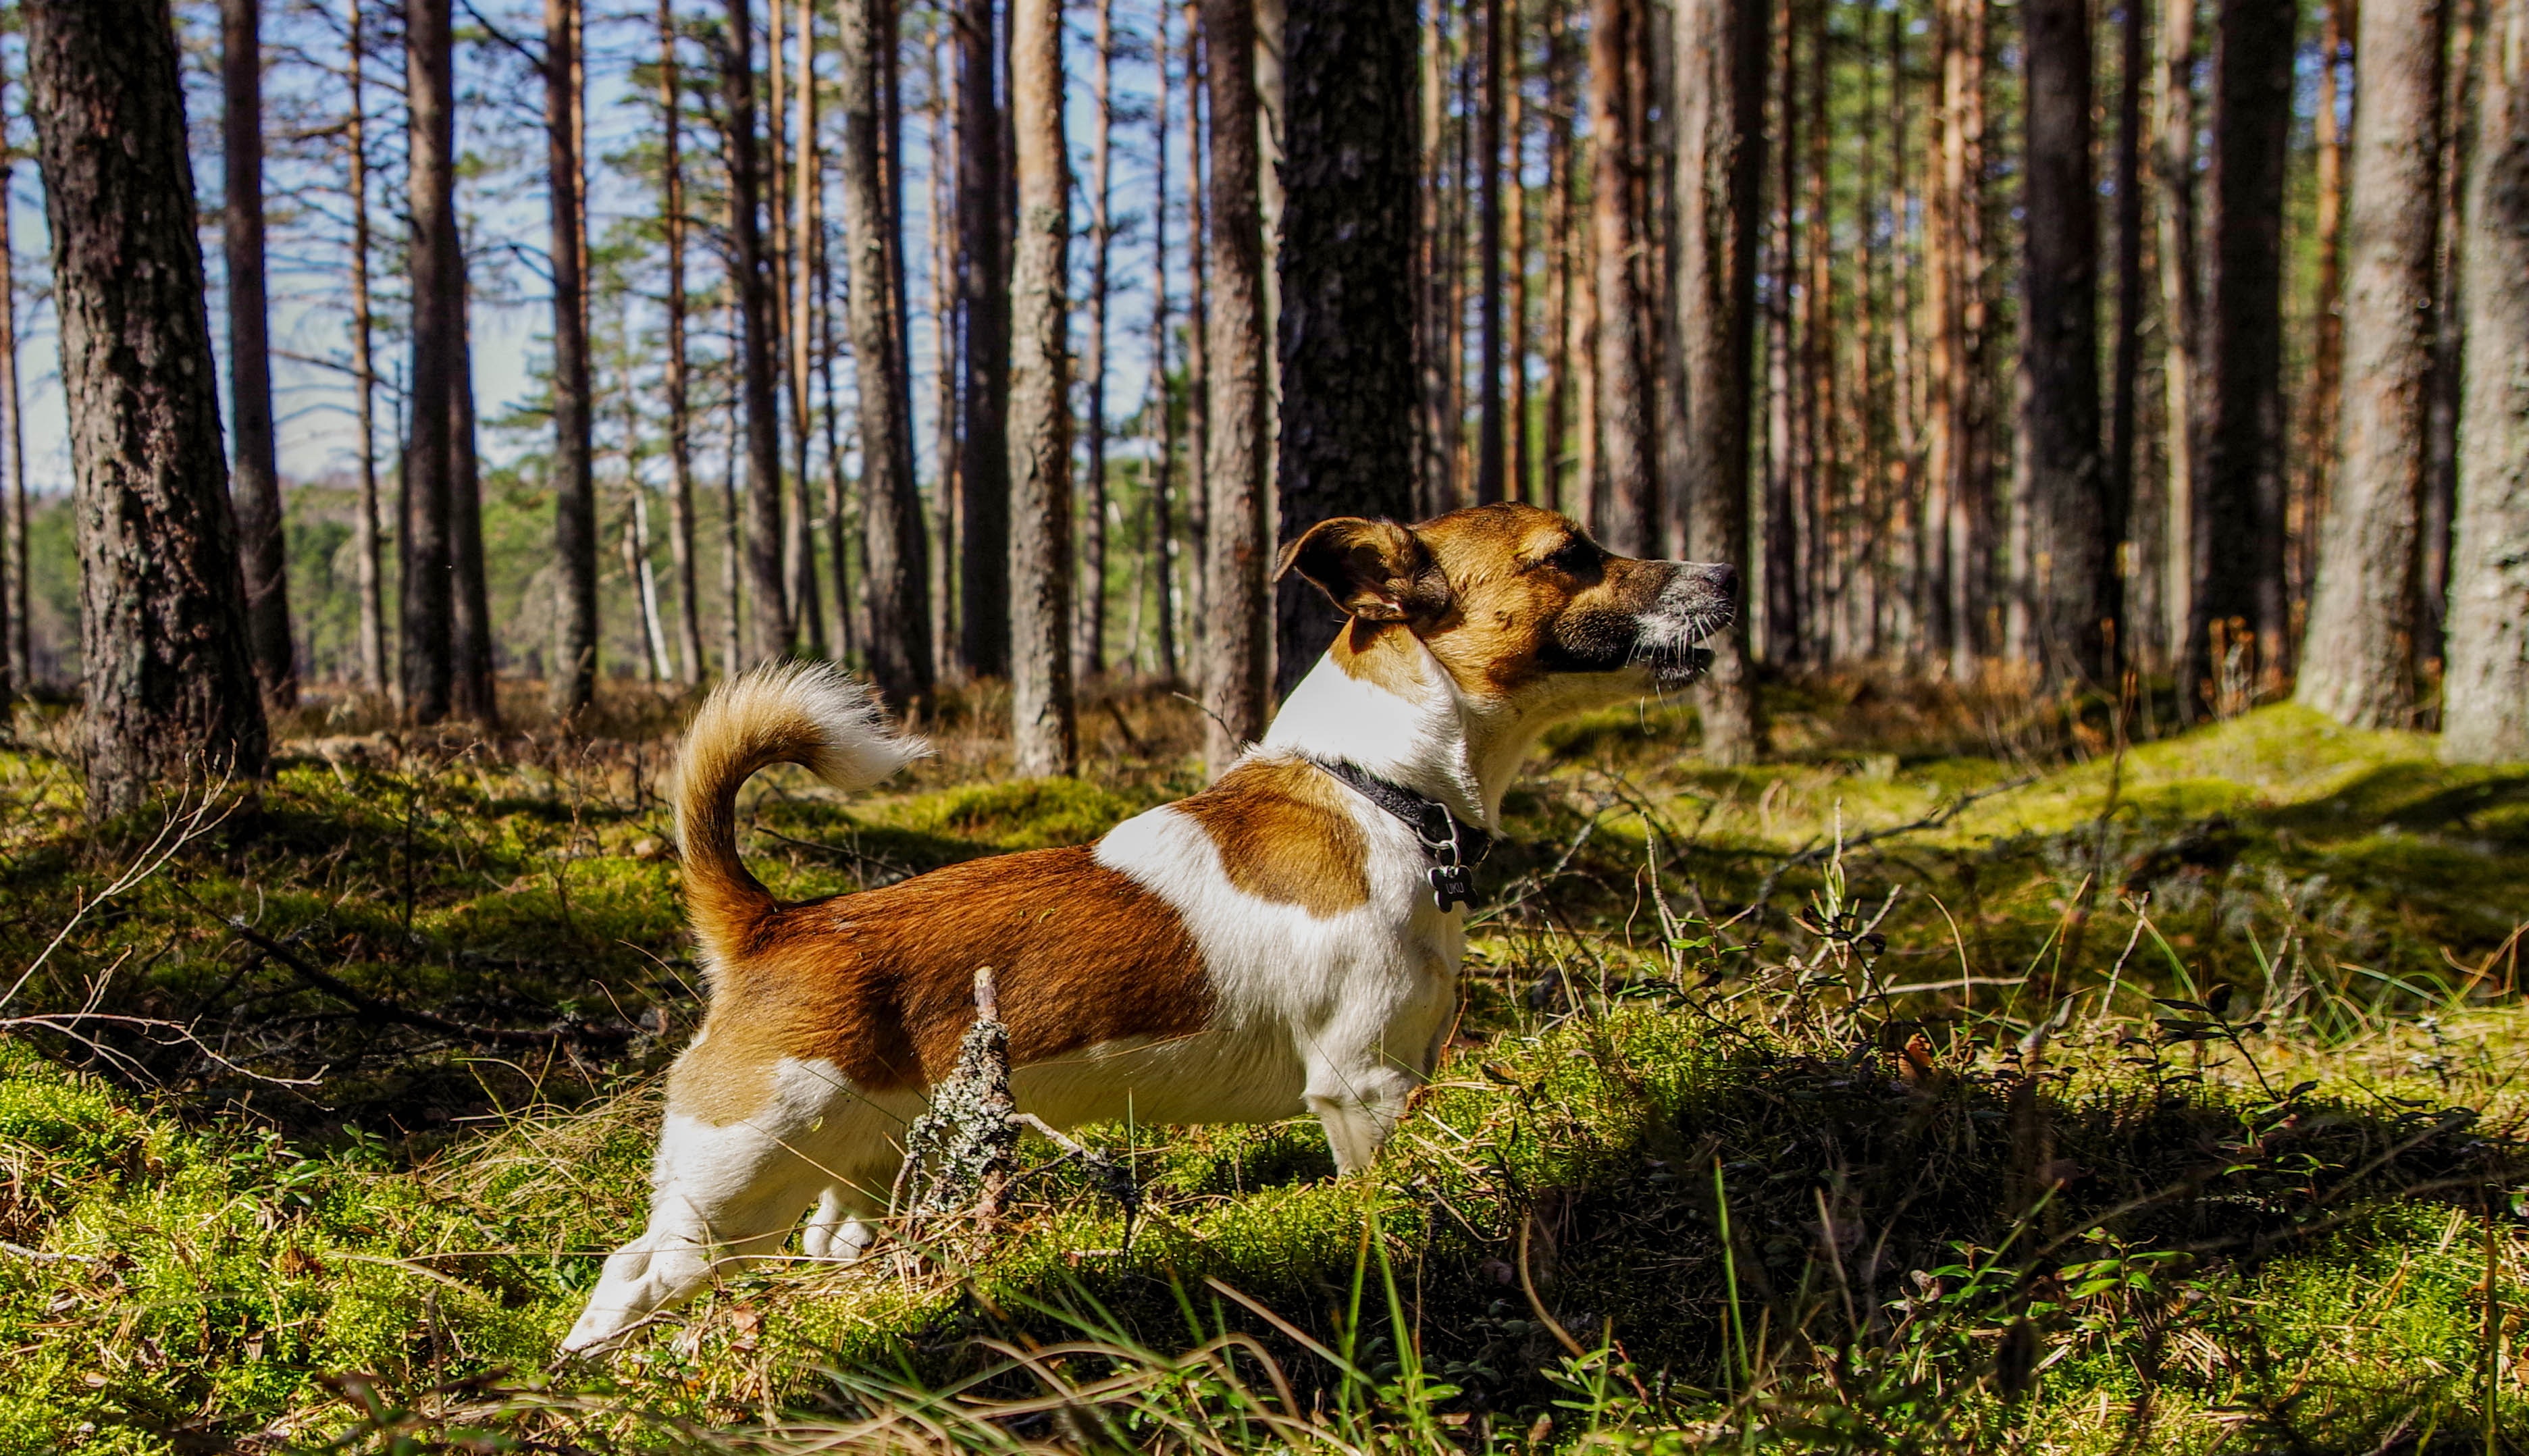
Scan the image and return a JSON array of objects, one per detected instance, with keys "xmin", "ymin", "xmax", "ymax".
[{"xmin": 1274, "ymin": 517, "xmax": 1450, "ymax": 623}]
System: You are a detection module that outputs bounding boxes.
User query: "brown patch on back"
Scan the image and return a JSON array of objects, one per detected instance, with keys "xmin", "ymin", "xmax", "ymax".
[
  {"xmin": 667, "ymin": 847, "xmax": 1213, "ymax": 1123},
  {"xmin": 1174, "ymin": 757, "xmax": 1372, "ymax": 917}
]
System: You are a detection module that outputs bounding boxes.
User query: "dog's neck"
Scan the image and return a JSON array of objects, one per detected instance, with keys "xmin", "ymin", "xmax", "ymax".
[{"xmin": 1259, "ymin": 638, "xmax": 1546, "ymax": 834}]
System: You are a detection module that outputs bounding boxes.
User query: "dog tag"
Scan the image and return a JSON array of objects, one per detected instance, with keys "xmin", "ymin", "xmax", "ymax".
[{"xmin": 1430, "ymin": 863, "xmax": 1475, "ymax": 912}]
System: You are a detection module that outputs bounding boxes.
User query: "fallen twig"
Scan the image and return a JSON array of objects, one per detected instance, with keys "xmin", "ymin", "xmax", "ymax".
[{"xmin": 224, "ymin": 917, "xmax": 635, "ymax": 1049}]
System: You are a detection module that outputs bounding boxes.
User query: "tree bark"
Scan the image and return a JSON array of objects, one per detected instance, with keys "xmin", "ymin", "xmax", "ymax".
[
  {"xmin": 723, "ymin": 0, "xmax": 792, "ymax": 665},
  {"xmin": 546, "ymin": 0, "xmax": 597, "ymax": 713},
  {"xmin": 2107, "ymin": 0, "xmax": 2150, "ymax": 670},
  {"xmin": 1590, "ymin": 0, "xmax": 1652, "ymax": 554},
  {"xmin": 1506, "ymin": 1, "xmax": 1530, "ymax": 505},
  {"xmin": 1080, "ymin": 0, "xmax": 1115, "ymax": 677},
  {"xmin": 839, "ymin": 0, "xmax": 933, "ymax": 710},
  {"xmin": 659, "ymin": 0, "xmax": 704, "ymax": 683},
  {"xmin": 1006, "ymin": 0, "xmax": 1074, "ymax": 775},
  {"xmin": 2301, "ymin": 0, "xmax": 2447, "ymax": 727},
  {"xmin": 448, "ymin": 257, "xmax": 496, "ymax": 723},
  {"xmin": 785, "ymin": 0, "xmax": 826, "ymax": 660},
  {"xmin": 0, "ymin": 44, "xmax": 22, "ymax": 703},
  {"xmin": 1674, "ymin": 0, "xmax": 1765, "ymax": 759},
  {"xmin": 2443, "ymin": 0, "xmax": 2529, "ymax": 761},
  {"xmin": 924, "ymin": 20, "xmax": 960, "ymax": 676},
  {"xmin": 2155, "ymin": 0, "xmax": 2200, "ymax": 675},
  {"xmin": 2424, "ymin": 1, "xmax": 2479, "ymax": 664},
  {"xmin": 1203, "ymin": 0, "xmax": 1271, "ymax": 767},
  {"xmin": 1415, "ymin": 2, "xmax": 1454, "ymax": 517},
  {"xmin": 2295, "ymin": 0, "xmax": 2350, "ymax": 642},
  {"xmin": 1476, "ymin": 0, "xmax": 1507, "ymax": 504},
  {"xmin": 954, "ymin": 0, "xmax": 1010, "ymax": 677},
  {"xmin": 1148, "ymin": 0, "xmax": 1181, "ymax": 684},
  {"xmin": 400, "ymin": 0, "xmax": 457, "ymax": 721},
  {"xmin": 2010, "ymin": 0, "xmax": 2109, "ymax": 687},
  {"xmin": 1184, "ymin": 0, "xmax": 1214, "ymax": 648},
  {"xmin": 1543, "ymin": 1, "xmax": 1574, "ymax": 515},
  {"xmin": 1273, "ymin": 0, "xmax": 1419, "ymax": 698},
  {"xmin": 222, "ymin": 0, "xmax": 294, "ymax": 708},
  {"xmin": 27, "ymin": 0, "xmax": 268, "ymax": 812},
  {"xmin": 2188, "ymin": 0, "xmax": 2295, "ymax": 708},
  {"xmin": 340, "ymin": 0, "xmax": 388, "ymax": 695}
]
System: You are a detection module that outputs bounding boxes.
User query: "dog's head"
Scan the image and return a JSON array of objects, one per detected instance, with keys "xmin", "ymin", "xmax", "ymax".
[{"xmin": 1277, "ymin": 503, "xmax": 1737, "ymax": 715}]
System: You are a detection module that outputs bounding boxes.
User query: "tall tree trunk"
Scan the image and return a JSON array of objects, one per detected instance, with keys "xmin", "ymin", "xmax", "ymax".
[
  {"xmin": 1184, "ymin": 1, "xmax": 1214, "ymax": 652},
  {"xmin": 223, "ymin": 0, "xmax": 294, "ymax": 708},
  {"xmin": 1543, "ymin": 1, "xmax": 1573, "ymax": 514},
  {"xmin": 0, "ymin": 46, "xmax": 22, "ymax": 702},
  {"xmin": 1148, "ymin": 0, "xmax": 1180, "ymax": 685},
  {"xmin": 1203, "ymin": 0, "xmax": 1270, "ymax": 767},
  {"xmin": 785, "ymin": 0, "xmax": 826, "ymax": 659},
  {"xmin": 342, "ymin": 0, "xmax": 387, "ymax": 694},
  {"xmin": 841, "ymin": 0, "xmax": 934, "ymax": 710},
  {"xmin": 2156, "ymin": 0, "xmax": 2200, "ymax": 675},
  {"xmin": 720, "ymin": 312, "xmax": 746, "ymax": 676},
  {"xmin": 954, "ymin": 0, "xmax": 1010, "ymax": 677},
  {"xmin": 1080, "ymin": 0, "xmax": 1115, "ymax": 677},
  {"xmin": 1590, "ymin": 0, "xmax": 1652, "ymax": 553},
  {"xmin": 659, "ymin": 0, "xmax": 704, "ymax": 683},
  {"xmin": 2107, "ymin": 0, "xmax": 2150, "ymax": 670},
  {"xmin": 449, "ymin": 268, "xmax": 496, "ymax": 723},
  {"xmin": 2011, "ymin": 0, "xmax": 2109, "ymax": 686},
  {"xmin": 2442, "ymin": 0, "xmax": 2529, "ymax": 761},
  {"xmin": 2424, "ymin": 1, "xmax": 2480, "ymax": 665},
  {"xmin": 1763, "ymin": 0, "xmax": 1800, "ymax": 661},
  {"xmin": 2189, "ymin": 0, "xmax": 2295, "ymax": 711},
  {"xmin": 1476, "ymin": 0, "xmax": 1507, "ymax": 504},
  {"xmin": 625, "ymin": 388, "xmax": 673, "ymax": 681},
  {"xmin": 723, "ymin": 0, "xmax": 792, "ymax": 665},
  {"xmin": 401, "ymin": 0, "xmax": 457, "ymax": 721},
  {"xmin": 27, "ymin": 0, "xmax": 269, "ymax": 811},
  {"xmin": 927, "ymin": 23, "xmax": 959, "ymax": 677},
  {"xmin": 1275, "ymin": 0, "xmax": 1419, "ymax": 696},
  {"xmin": 1006, "ymin": 0, "xmax": 1074, "ymax": 774},
  {"xmin": 1507, "ymin": 0, "xmax": 1530, "ymax": 505},
  {"xmin": 1675, "ymin": 0, "xmax": 1765, "ymax": 760},
  {"xmin": 547, "ymin": 0, "xmax": 598, "ymax": 713},
  {"xmin": 2301, "ymin": 0, "xmax": 2448, "ymax": 726},
  {"xmin": 1798, "ymin": 0, "xmax": 1829, "ymax": 662},
  {"xmin": 1929, "ymin": 0, "xmax": 1989, "ymax": 678},
  {"xmin": 2296, "ymin": 0, "xmax": 2351, "ymax": 638},
  {"xmin": 1415, "ymin": 1, "xmax": 1455, "ymax": 516}
]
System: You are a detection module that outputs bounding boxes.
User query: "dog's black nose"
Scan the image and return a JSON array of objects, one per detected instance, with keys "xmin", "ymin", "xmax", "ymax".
[{"xmin": 1697, "ymin": 562, "xmax": 1738, "ymax": 600}]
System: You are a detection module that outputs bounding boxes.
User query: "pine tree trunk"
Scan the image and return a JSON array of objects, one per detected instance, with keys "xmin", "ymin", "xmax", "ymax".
[
  {"xmin": 342, "ymin": 0, "xmax": 388, "ymax": 695},
  {"xmin": 2107, "ymin": 0, "xmax": 2149, "ymax": 669},
  {"xmin": 546, "ymin": 0, "xmax": 598, "ymax": 712},
  {"xmin": 1147, "ymin": 0, "xmax": 1180, "ymax": 684},
  {"xmin": 924, "ymin": 20, "xmax": 958, "ymax": 674},
  {"xmin": 1272, "ymin": 0, "xmax": 1418, "ymax": 696},
  {"xmin": 2424, "ymin": 3, "xmax": 2479, "ymax": 664},
  {"xmin": 1080, "ymin": 0, "xmax": 1114, "ymax": 677},
  {"xmin": 1475, "ymin": 0, "xmax": 1507, "ymax": 504},
  {"xmin": 1184, "ymin": 0, "xmax": 1213, "ymax": 654},
  {"xmin": 449, "ymin": 269, "xmax": 497, "ymax": 723},
  {"xmin": 2295, "ymin": 0, "xmax": 2349, "ymax": 640},
  {"xmin": 2300, "ymin": 0, "xmax": 2447, "ymax": 727},
  {"xmin": 2442, "ymin": 0, "xmax": 2529, "ymax": 761},
  {"xmin": 401, "ymin": 0, "xmax": 457, "ymax": 721},
  {"xmin": 2189, "ymin": 0, "xmax": 2295, "ymax": 706},
  {"xmin": 785, "ymin": 0, "xmax": 825, "ymax": 660},
  {"xmin": 1763, "ymin": 0, "xmax": 1800, "ymax": 661},
  {"xmin": 222, "ymin": 0, "xmax": 294, "ymax": 708},
  {"xmin": 1203, "ymin": 0, "xmax": 1272, "ymax": 767},
  {"xmin": 2011, "ymin": 0, "xmax": 2109, "ymax": 687},
  {"xmin": 723, "ymin": 0, "xmax": 792, "ymax": 665},
  {"xmin": 1674, "ymin": 0, "xmax": 1764, "ymax": 758},
  {"xmin": 0, "ymin": 45, "xmax": 23, "ymax": 703},
  {"xmin": 1507, "ymin": 2, "xmax": 1530, "ymax": 506},
  {"xmin": 1543, "ymin": 2, "xmax": 1573, "ymax": 515},
  {"xmin": 1416, "ymin": 2, "xmax": 1455, "ymax": 516},
  {"xmin": 839, "ymin": 0, "xmax": 933, "ymax": 710},
  {"xmin": 659, "ymin": 0, "xmax": 704, "ymax": 683},
  {"xmin": 2155, "ymin": 0, "xmax": 2199, "ymax": 673},
  {"xmin": 955, "ymin": 0, "xmax": 1010, "ymax": 677},
  {"xmin": 1006, "ymin": 0, "xmax": 1075, "ymax": 772},
  {"xmin": 1590, "ymin": 0, "xmax": 1652, "ymax": 553},
  {"xmin": 27, "ymin": 0, "xmax": 269, "ymax": 812}
]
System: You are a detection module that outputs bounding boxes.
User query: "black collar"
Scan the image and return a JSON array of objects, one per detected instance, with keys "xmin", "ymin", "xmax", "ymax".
[{"xmin": 1310, "ymin": 758, "xmax": 1496, "ymax": 912}]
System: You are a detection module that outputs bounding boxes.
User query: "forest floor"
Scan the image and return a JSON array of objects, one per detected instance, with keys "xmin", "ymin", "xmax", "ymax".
[{"xmin": 0, "ymin": 677, "xmax": 2523, "ymax": 1454}]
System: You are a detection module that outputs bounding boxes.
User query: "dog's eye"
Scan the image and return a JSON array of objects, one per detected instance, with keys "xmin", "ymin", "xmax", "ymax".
[{"xmin": 1540, "ymin": 539, "xmax": 1601, "ymax": 575}]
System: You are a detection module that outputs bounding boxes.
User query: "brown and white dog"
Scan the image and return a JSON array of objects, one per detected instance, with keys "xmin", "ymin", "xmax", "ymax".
[{"xmin": 563, "ymin": 503, "xmax": 1733, "ymax": 1351}]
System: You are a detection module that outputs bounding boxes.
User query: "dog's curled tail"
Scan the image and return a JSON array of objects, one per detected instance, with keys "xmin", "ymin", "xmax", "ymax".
[{"xmin": 676, "ymin": 662, "xmax": 929, "ymax": 966}]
